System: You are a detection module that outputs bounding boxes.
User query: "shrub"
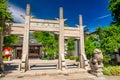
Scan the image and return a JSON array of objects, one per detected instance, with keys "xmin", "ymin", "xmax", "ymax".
[
  {"xmin": 103, "ymin": 66, "xmax": 120, "ymax": 76},
  {"xmin": 69, "ymin": 56, "xmax": 78, "ymax": 61}
]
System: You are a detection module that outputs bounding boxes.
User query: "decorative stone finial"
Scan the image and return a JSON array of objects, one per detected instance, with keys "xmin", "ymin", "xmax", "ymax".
[
  {"xmin": 26, "ymin": 4, "xmax": 30, "ymax": 16},
  {"xmin": 79, "ymin": 15, "xmax": 83, "ymax": 26},
  {"xmin": 59, "ymin": 7, "xmax": 63, "ymax": 19}
]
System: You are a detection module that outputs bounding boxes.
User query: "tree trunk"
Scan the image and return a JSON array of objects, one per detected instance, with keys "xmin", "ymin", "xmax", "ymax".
[
  {"xmin": 0, "ymin": 32, "xmax": 4, "ymax": 73},
  {"xmin": 0, "ymin": 32, "xmax": 3, "ymax": 63}
]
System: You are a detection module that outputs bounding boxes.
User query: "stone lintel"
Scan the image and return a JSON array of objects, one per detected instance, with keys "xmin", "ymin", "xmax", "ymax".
[{"xmin": 30, "ymin": 19, "xmax": 59, "ymax": 24}]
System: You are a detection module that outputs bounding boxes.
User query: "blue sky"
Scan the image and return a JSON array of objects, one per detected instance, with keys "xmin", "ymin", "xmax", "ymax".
[{"xmin": 8, "ymin": 0, "xmax": 112, "ymax": 32}]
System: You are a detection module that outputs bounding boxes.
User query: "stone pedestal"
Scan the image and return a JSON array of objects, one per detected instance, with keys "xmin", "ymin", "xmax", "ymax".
[{"xmin": 91, "ymin": 64, "xmax": 103, "ymax": 77}]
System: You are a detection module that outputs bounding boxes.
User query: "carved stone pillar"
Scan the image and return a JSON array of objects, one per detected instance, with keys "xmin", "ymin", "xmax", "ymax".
[
  {"xmin": 58, "ymin": 7, "xmax": 65, "ymax": 70},
  {"xmin": 79, "ymin": 15, "xmax": 88, "ymax": 69},
  {"xmin": 21, "ymin": 4, "xmax": 30, "ymax": 72}
]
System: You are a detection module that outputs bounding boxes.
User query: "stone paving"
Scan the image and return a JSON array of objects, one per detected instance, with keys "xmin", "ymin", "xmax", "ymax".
[
  {"xmin": 0, "ymin": 73, "xmax": 95, "ymax": 80},
  {"xmin": 0, "ymin": 69, "xmax": 97, "ymax": 80},
  {"xmin": 2, "ymin": 60, "xmax": 120, "ymax": 80},
  {"xmin": 1, "ymin": 73, "xmax": 120, "ymax": 80},
  {"xmin": 1, "ymin": 67, "xmax": 120, "ymax": 80}
]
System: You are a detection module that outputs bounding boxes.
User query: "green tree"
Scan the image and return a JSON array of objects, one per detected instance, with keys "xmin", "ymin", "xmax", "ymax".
[
  {"xmin": 85, "ymin": 34, "xmax": 97, "ymax": 59},
  {"xmin": 0, "ymin": 0, "xmax": 12, "ymax": 64},
  {"xmin": 32, "ymin": 31, "xmax": 58, "ymax": 59},
  {"xmin": 64, "ymin": 24, "xmax": 75, "ymax": 56},
  {"xmin": 99, "ymin": 25, "xmax": 120, "ymax": 64},
  {"xmin": 86, "ymin": 0, "xmax": 120, "ymax": 65},
  {"xmin": 32, "ymin": 31, "xmax": 75, "ymax": 59},
  {"xmin": 3, "ymin": 35, "xmax": 19, "ymax": 47},
  {"xmin": 108, "ymin": 0, "xmax": 120, "ymax": 25},
  {"xmin": 0, "ymin": 0, "xmax": 12, "ymax": 29},
  {"xmin": 64, "ymin": 37, "xmax": 75, "ymax": 59},
  {"xmin": 65, "ymin": 37, "xmax": 75, "ymax": 54},
  {"xmin": 85, "ymin": 25, "xmax": 120, "ymax": 64}
]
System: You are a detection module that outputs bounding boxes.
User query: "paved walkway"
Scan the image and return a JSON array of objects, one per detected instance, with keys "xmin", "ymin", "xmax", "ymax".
[
  {"xmin": 1, "ymin": 69, "xmax": 120, "ymax": 80},
  {"xmin": 3, "ymin": 59, "xmax": 120, "ymax": 80},
  {"xmin": 1, "ymin": 73, "xmax": 120, "ymax": 80},
  {"xmin": 0, "ymin": 69, "xmax": 97, "ymax": 80},
  {"xmin": 0, "ymin": 73, "xmax": 96, "ymax": 80},
  {"xmin": 2, "ymin": 59, "xmax": 120, "ymax": 80}
]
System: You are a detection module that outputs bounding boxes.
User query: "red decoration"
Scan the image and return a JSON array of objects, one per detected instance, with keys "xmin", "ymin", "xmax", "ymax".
[
  {"xmin": 4, "ymin": 47, "xmax": 12, "ymax": 51},
  {"xmin": 5, "ymin": 54, "xmax": 11, "ymax": 58},
  {"xmin": 4, "ymin": 47, "xmax": 12, "ymax": 59}
]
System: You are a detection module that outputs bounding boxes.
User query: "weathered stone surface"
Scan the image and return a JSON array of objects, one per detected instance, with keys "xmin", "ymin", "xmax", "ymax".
[{"xmin": 90, "ymin": 49, "xmax": 104, "ymax": 77}]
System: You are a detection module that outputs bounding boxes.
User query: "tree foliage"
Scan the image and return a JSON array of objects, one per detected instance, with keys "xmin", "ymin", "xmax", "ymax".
[
  {"xmin": 66, "ymin": 37, "xmax": 75, "ymax": 54},
  {"xmin": 32, "ymin": 31, "xmax": 75, "ymax": 59},
  {"xmin": 85, "ymin": 34, "xmax": 97, "ymax": 59},
  {"xmin": 0, "ymin": 0, "xmax": 12, "ymax": 62},
  {"xmin": 32, "ymin": 31, "xmax": 58, "ymax": 59},
  {"xmin": 85, "ymin": 0, "xmax": 120, "ymax": 65},
  {"xmin": 0, "ymin": 0, "xmax": 12, "ymax": 27},
  {"xmin": 3, "ymin": 35, "xmax": 19, "ymax": 47},
  {"xmin": 85, "ymin": 25, "xmax": 120, "ymax": 64},
  {"xmin": 108, "ymin": 0, "xmax": 120, "ymax": 25},
  {"xmin": 97, "ymin": 25, "xmax": 120, "ymax": 64},
  {"xmin": 0, "ymin": 0, "xmax": 13, "ymax": 46}
]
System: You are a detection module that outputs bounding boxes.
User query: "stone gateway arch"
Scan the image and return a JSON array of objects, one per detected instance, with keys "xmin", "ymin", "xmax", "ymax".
[{"xmin": 0, "ymin": 4, "xmax": 88, "ymax": 72}]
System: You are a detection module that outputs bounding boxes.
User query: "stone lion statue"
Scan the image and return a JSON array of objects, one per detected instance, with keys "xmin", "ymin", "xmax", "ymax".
[
  {"xmin": 93, "ymin": 49, "xmax": 103, "ymax": 65},
  {"xmin": 89, "ymin": 49, "xmax": 103, "ymax": 76}
]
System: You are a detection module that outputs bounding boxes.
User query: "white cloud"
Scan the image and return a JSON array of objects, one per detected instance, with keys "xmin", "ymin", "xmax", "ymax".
[
  {"xmin": 97, "ymin": 14, "xmax": 111, "ymax": 19},
  {"xmin": 9, "ymin": 3, "xmax": 25, "ymax": 23}
]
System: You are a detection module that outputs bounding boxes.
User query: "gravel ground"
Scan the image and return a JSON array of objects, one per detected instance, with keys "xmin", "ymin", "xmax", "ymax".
[{"xmin": 0, "ymin": 74, "xmax": 120, "ymax": 80}]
